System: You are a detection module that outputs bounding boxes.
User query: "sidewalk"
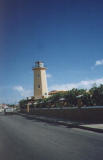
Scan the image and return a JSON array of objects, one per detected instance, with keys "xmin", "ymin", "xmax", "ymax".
[
  {"xmin": 18, "ymin": 112, "xmax": 103, "ymax": 133},
  {"xmin": 79, "ymin": 124, "xmax": 103, "ymax": 133}
]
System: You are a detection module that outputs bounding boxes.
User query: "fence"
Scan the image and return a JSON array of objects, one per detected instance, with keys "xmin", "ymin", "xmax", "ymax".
[{"xmin": 20, "ymin": 106, "xmax": 103, "ymax": 122}]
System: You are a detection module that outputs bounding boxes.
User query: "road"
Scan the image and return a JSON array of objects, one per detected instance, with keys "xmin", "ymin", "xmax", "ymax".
[{"xmin": 0, "ymin": 114, "xmax": 103, "ymax": 160}]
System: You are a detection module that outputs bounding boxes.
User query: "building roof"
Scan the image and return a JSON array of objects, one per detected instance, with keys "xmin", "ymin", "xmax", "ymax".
[
  {"xmin": 76, "ymin": 95, "xmax": 83, "ymax": 98},
  {"xmin": 59, "ymin": 98, "xmax": 65, "ymax": 101}
]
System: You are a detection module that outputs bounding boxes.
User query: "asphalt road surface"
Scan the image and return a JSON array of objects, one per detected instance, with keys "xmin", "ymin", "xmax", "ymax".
[{"xmin": 0, "ymin": 114, "xmax": 103, "ymax": 160}]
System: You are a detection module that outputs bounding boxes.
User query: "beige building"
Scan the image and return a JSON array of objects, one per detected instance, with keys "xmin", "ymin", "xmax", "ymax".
[
  {"xmin": 49, "ymin": 90, "xmax": 68, "ymax": 96},
  {"xmin": 32, "ymin": 61, "xmax": 48, "ymax": 99}
]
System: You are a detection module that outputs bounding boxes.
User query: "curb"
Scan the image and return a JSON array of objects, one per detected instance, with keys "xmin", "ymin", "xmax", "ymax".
[
  {"xmin": 18, "ymin": 113, "xmax": 77, "ymax": 127},
  {"xmin": 18, "ymin": 113, "xmax": 103, "ymax": 133},
  {"xmin": 77, "ymin": 125, "xmax": 103, "ymax": 133}
]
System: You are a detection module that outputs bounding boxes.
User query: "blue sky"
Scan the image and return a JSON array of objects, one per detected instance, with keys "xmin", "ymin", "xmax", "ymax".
[{"xmin": 0, "ymin": 0, "xmax": 103, "ymax": 104}]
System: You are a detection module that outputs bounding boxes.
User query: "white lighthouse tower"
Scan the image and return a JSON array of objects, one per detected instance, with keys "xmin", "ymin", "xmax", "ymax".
[{"xmin": 32, "ymin": 61, "xmax": 48, "ymax": 99}]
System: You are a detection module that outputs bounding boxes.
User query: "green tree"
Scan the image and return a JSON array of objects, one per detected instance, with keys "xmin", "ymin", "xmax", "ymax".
[{"xmin": 90, "ymin": 84, "xmax": 103, "ymax": 106}]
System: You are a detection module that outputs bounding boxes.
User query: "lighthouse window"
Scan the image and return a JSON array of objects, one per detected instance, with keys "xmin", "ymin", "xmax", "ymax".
[
  {"xmin": 38, "ymin": 74, "xmax": 40, "ymax": 78},
  {"xmin": 38, "ymin": 85, "xmax": 40, "ymax": 88}
]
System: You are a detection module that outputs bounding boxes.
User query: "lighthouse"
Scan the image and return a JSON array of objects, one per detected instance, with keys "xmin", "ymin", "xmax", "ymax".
[{"xmin": 32, "ymin": 61, "xmax": 48, "ymax": 99}]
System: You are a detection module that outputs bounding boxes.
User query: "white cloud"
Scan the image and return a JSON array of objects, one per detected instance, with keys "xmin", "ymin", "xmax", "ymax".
[
  {"xmin": 95, "ymin": 59, "xmax": 103, "ymax": 66},
  {"xmin": 47, "ymin": 73, "xmax": 52, "ymax": 78},
  {"xmin": 13, "ymin": 85, "xmax": 33, "ymax": 97},
  {"xmin": 49, "ymin": 78, "xmax": 103, "ymax": 91},
  {"xmin": 13, "ymin": 86, "xmax": 24, "ymax": 92}
]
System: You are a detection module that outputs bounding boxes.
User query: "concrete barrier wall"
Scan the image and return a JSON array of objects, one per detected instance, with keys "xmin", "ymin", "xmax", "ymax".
[{"xmin": 21, "ymin": 107, "xmax": 103, "ymax": 122}]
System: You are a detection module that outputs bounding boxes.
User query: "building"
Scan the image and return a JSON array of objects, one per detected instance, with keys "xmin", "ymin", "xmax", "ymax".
[
  {"xmin": 49, "ymin": 90, "xmax": 68, "ymax": 96},
  {"xmin": 32, "ymin": 61, "xmax": 48, "ymax": 99},
  {"xmin": 0, "ymin": 104, "xmax": 8, "ymax": 112}
]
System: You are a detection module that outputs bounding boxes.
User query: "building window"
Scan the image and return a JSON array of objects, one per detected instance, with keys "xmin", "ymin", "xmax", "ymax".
[{"xmin": 38, "ymin": 85, "xmax": 40, "ymax": 88}]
